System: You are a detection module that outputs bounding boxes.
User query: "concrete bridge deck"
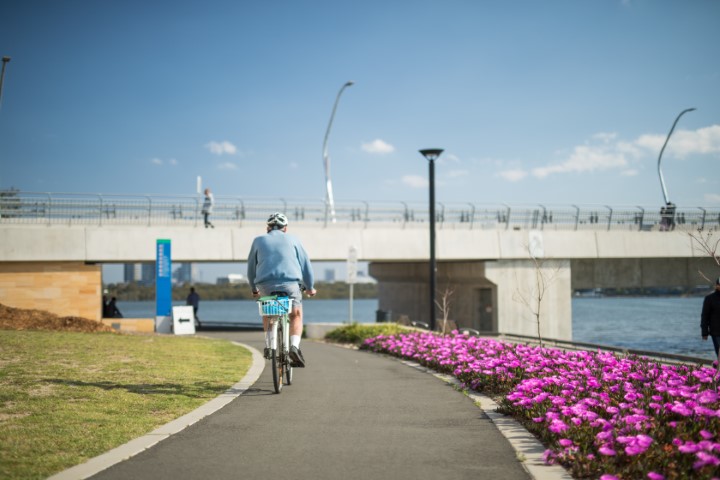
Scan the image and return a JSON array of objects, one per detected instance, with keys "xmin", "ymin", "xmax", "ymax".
[{"xmin": 2, "ymin": 192, "xmax": 718, "ymax": 342}]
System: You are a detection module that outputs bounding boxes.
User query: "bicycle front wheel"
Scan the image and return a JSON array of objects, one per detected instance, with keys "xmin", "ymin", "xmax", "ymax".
[{"xmin": 271, "ymin": 325, "xmax": 284, "ymax": 394}]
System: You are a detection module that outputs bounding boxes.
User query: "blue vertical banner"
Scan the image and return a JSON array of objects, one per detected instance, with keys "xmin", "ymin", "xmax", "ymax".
[{"xmin": 155, "ymin": 239, "xmax": 172, "ymax": 332}]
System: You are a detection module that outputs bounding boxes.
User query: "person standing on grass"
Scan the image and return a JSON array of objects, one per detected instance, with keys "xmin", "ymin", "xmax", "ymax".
[
  {"xmin": 186, "ymin": 287, "xmax": 201, "ymax": 327},
  {"xmin": 247, "ymin": 212, "xmax": 316, "ymax": 368},
  {"xmin": 701, "ymin": 276, "xmax": 720, "ymax": 361}
]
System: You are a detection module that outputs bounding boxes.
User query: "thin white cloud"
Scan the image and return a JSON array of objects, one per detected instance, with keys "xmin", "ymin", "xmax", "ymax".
[
  {"xmin": 205, "ymin": 140, "xmax": 238, "ymax": 156},
  {"xmin": 402, "ymin": 174, "xmax": 428, "ymax": 188},
  {"xmin": 592, "ymin": 132, "xmax": 617, "ymax": 143},
  {"xmin": 501, "ymin": 124, "xmax": 720, "ymax": 181},
  {"xmin": 361, "ymin": 139, "xmax": 395, "ymax": 154},
  {"xmin": 533, "ymin": 144, "xmax": 627, "ymax": 178},
  {"xmin": 704, "ymin": 193, "xmax": 720, "ymax": 203},
  {"xmin": 635, "ymin": 125, "xmax": 720, "ymax": 158},
  {"xmin": 151, "ymin": 157, "xmax": 178, "ymax": 167},
  {"xmin": 445, "ymin": 169, "xmax": 468, "ymax": 179},
  {"xmin": 497, "ymin": 169, "xmax": 528, "ymax": 182},
  {"xmin": 218, "ymin": 162, "xmax": 238, "ymax": 170},
  {"xmin": 439, "ymin": 153, "xmax": 460, "ymax": 165}
]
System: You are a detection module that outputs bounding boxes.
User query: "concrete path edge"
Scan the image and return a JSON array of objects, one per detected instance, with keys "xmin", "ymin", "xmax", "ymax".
[
  {"xmin": 47, "ymin": 342, "xmax": 264, "ymax": 480},
  {"xmin": 397, "ymin": 359, "xmax": 573, "ymax": 480}
]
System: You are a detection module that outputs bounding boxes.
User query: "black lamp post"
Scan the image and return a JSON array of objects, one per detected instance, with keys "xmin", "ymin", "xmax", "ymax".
[{"xmin": 419, "ymin": 148, "xmax": 443, "ymax": 331}]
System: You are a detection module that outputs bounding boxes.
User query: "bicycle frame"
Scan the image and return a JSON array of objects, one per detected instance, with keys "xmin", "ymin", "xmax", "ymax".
[
  {"xmin": 258, "ymin": 295, "xmax": 293, "ymax": 393},
  {"xmin": 267, "ymin": 313, "xmax": 289, "ymax": 356}
]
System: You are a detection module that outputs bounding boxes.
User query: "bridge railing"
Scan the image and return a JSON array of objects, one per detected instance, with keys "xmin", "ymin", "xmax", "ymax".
[{"xmin": 1, "ymin": 191, "xmax": 718, "ymax": 232}]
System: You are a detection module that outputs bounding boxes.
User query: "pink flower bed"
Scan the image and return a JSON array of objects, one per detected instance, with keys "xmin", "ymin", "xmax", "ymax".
[{"xmin": 362, "ymin": 331, "xmax": 720, "ymax": 480}]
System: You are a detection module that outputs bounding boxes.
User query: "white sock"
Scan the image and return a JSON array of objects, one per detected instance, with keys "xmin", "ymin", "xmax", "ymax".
[
  {"xmin": 265, "ymin": 330, "xmax": 275, "ymax": 348},
  {"xmin": 291, "ymin": 335, "xmax": 301, "ymax": 349}
]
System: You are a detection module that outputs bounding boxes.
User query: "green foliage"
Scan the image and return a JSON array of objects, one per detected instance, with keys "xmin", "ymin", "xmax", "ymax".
[
  {"xmin": 324, "ymin": 322, "xmax": 411, "ymax": 346},
  {"xmin": 0, "ymin": 330, "xmax": 251, "ymax": 479},
  {"xmin": 104, "ymin": 281, "xmax": 377, "ymax": 302}
]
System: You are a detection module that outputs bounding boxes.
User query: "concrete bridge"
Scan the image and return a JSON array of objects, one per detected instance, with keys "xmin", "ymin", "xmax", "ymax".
[{"xmin": 1, "ymin": 192, "xmax": 718, "ymax": 338}]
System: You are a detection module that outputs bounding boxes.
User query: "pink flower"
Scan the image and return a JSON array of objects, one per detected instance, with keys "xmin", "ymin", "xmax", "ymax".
[
  {"xmin": 636, "ymin": 434, "xmax": 654, "ymax": 448},
  {"xmin": 362, "ymin": 331, "xmax": 720, "ymax": 478},
  {"xmin": 548, "ymin": 419, "xmax": 569, "ymax": 433},
  {"xmin": 679, "ymin": 442, "xmax": 700, "ymax": 454},
  {"xmin": 625, "ymin": 444, "xmax": 649, "ymax": 456},
  {"xmin": 670, "ymin": 403, "xmax": 693, "ymax": 416},
  {"xmin": 694, "ymin": 451, "xmax": 720, "ymax": 469},
  {"xmin": 599, "ymin": 445, "xmax": 617, "ymax": 456}
]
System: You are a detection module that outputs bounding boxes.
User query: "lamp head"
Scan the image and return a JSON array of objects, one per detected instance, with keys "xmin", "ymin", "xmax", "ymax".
[{"xmin": 419, "ymin": 148, "xmax": 444, "ymax": 161}]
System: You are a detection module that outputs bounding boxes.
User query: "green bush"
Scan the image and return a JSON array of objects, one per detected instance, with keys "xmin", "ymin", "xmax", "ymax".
[{"xmin": 324, "ymin": 323, "xmax": 410, "ymax": 346}]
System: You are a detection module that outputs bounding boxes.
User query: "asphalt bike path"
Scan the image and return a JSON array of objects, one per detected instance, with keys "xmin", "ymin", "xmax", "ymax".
[{"xmin": 75, "ymin": 330, "xmax": 568, "ymax": 480}]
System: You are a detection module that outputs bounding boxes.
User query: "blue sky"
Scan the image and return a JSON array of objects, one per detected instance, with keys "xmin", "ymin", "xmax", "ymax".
[
  {"xmin": 2, "ymin": 1, "xmax": 719, "ymax": 283},
  {"xmin": 1, "ymin": 0, "xmax": 718, "ymax": 208}
]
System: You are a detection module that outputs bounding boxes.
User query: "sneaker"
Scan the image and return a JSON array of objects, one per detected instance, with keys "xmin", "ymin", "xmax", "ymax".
[
  {"xmin": 289, "ymin": 346, "xmax": 305, "ymax": 368},
  {"xmin": 263, "ymin": 347, "xmax": 272, "ymax": 360}
]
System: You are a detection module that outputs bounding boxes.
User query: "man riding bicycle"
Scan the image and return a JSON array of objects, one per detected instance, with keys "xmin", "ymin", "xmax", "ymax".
[{"xmin": 247, "ymin": 212, "xmax": 317, "ymax": 367}]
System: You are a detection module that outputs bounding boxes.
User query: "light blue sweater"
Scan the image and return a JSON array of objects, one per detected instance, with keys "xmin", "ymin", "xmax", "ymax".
[{"xmin": 247, "ymin": 229, "xmax": 315, "ymax": 292}]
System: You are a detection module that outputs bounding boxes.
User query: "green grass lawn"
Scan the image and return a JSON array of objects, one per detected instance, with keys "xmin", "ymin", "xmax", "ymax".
[{"xmin": 0, "ymin": 330, "xmax": 252, "ymax": 479}]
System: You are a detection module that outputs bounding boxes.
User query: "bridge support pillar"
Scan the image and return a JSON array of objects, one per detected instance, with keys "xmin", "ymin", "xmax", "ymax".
[
  {"xmin": 484, "ymin": 259, "xmax": 572, "ymax": 340},
  {"xmin": 369, "ymin": 260, "xmax": 572, "ymax": 340},
  {"xmin": 0, "ymin": 262, "xmax": 102, "ymax": 322}
]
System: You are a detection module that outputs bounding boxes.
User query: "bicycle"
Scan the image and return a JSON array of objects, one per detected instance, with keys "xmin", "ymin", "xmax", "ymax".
[{"xmin": 257, "ymin": 293, "xmax": 294, "ymax": 394}]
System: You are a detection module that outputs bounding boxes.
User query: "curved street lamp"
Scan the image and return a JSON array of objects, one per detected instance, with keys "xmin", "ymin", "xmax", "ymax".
[
  {"xmin": 657, "ymin": 107, "xmax": 696, "ymax": 204},
  {"xmin": 420, "ymin": 148, "xmax": 443, "ymax": 331},
  {"xmin": 322, "ymin": 81, "xmax": 354, "ymax": 224},
  {"xmin": 0, "ymin": 56, "xmax": 11, "ymax": 111}
]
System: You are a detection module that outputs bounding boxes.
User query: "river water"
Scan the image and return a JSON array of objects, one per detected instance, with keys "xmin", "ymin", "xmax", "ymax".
[{"xmin": 117, "ymin": 296, "xmax": 714, "ymax": 360}]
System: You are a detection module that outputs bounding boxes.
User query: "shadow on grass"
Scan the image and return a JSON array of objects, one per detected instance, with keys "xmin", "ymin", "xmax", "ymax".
[{"xmin": 43, "ymin": 378, "xmax": 230, "ymax": 398}]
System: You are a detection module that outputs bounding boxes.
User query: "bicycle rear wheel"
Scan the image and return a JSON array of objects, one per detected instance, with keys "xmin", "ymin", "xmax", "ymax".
[
  {"xmin": 271, "ymin": 323, "xmax": 284, "ymax": 394},
  {"xmin": 286, "ymin": 356, "xmax": 293, "ymax": 385},
  {"xmin": 282, "ymin": 315, "xmax": 293, "ymax": 385}
]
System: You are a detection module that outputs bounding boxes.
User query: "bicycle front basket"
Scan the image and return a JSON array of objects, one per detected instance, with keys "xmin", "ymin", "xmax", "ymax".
[{"xmin": 258, "ymin": 297, "xmax": 292, "ymax": 316}]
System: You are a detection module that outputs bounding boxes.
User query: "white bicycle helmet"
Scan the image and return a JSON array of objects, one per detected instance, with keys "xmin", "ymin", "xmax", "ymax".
[{"xmin": 266, "ymin": 212, "xmax": 288, "ymax": 228}]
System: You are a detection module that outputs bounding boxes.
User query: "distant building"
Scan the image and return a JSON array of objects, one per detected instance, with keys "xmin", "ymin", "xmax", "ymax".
[
  {"xmin": 324, "ymin": 268, "xmax": 336, "ymax": 282},
  {"xmin": 217, "ymin": 273, "xmax": 247, "ymax": 285},
  {"xmin": 174, "ymin": 263, "xmax": 199, "ymax": 284},
  {"xmin": 123, "ymin": 263, "xmax": 155, "ymax": 285},
  {"xmin": 354, "ymin": 271, "xmax": 377, "ymax": 284}
]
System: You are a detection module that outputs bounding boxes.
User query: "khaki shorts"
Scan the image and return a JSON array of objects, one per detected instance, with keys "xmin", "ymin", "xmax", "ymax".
[{"xmin": 257, "ymin": 282, "xmax": 303, "ymax": 307}]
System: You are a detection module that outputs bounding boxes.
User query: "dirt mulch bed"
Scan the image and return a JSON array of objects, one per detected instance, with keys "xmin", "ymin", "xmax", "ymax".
[{"xmin": 0, "ymin": 303, "xmax": 117, "ymax": 333}]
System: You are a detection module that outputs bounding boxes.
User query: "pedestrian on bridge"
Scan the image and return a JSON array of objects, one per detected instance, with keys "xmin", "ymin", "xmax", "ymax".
[
  {"xmin": 202, "ymin": 188, "xmax": 215, "ymax": 228},
  {"xmin": 701, "ymin": 277, "xmax": 720, "ymax": 361}
]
